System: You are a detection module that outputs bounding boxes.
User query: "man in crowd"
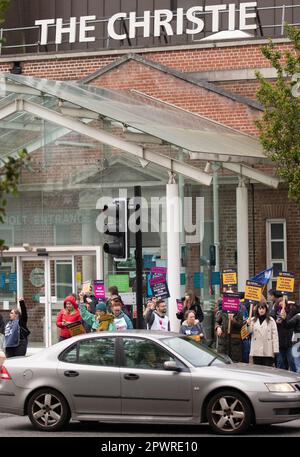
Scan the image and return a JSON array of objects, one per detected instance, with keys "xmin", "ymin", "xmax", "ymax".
[{"xmin": 144, "ymin": 299, "xmax": 170, "ymax": 331}]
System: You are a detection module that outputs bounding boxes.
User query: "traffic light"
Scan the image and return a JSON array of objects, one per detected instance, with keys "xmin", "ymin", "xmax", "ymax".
[
  {"xmin": 209, "ymin": 245, "xmax": 216, "ymax": 266},
  {"xmin": 102, "ymin": 198, "xmax": 129, "ymax": 261}
]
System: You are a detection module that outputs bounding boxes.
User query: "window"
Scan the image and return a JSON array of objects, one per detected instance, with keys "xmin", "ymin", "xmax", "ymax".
[
  {"xmin": 55, "ymin": 260, "xmax": 72, "ymax": 300},
  {"xmin": 122, "ymin": 338, "xmax": 177, "ymax": 370},
  {"xmin": 266, "ymin": 219, "xmax": 287, "ymax": 289},
  {"xmin": 61, "ymin": 338, "xmax": 116, "ymax": 366}
]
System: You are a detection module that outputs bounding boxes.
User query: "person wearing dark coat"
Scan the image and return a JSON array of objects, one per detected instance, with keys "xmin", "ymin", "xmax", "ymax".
[
  {"xmin": 5, "ymin": 299, "xmax": 30, "ymax": 358},
  {"xmin": 281, "ymin": 306, "xmax": 300, "ymax": 373},
  {"xmin": 215, "ymin": 309, "xmax": 243, "ymax": 362},
  {"xmin": 271, "ymin": 297, "xmax": 299, "ymax": 371},
  {"xmin": 176, "ymin": 291, "xmax": 204, "ymax": 324}
]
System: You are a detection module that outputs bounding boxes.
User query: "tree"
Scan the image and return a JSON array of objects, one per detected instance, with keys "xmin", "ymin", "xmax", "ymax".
[
  {"xmin": 256, "ymin": 25, "xmax": 300, "ymax": 202},
  {"xmin": 0, "ymin": 1, "xmax": 29, "ymax": 250}
]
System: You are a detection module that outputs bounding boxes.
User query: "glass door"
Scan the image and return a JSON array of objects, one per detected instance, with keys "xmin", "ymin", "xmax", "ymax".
[{"xmin": 21, "ymin": 258, "xmax": 47, "ymax": 349}]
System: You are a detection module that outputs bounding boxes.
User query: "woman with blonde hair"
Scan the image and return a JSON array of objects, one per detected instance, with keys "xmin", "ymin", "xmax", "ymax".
[{"xmin": 176, "ymin": 291, "xmax": 204, "ymax": 324}]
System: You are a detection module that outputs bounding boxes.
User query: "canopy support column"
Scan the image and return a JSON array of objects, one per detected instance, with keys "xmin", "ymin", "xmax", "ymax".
[
  {"xmin": 167, "ymin": 173, "xmax": 181, "ymax": 332},
  {"xmin": 236, "ymin": 177, "xmax": 249, "ymax": 291}
]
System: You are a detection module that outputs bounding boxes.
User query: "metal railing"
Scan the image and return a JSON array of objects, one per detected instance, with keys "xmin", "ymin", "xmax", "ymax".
[{"xmin": 0, "ymin": 4, "xmax": 299, "ymax": 56}]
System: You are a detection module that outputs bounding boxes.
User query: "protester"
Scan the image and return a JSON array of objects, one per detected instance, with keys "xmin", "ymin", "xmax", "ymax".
[
  {"xmin": 247, "ymin": 301, "xmax": 279, "ymax": 367},
  {"xmin": 56, "ymin": 295, "xmax": 81, "ymax": 341},
  {"xmin": 267, "ymin": 289, "xmax": 282, "ymax": 313},
  {"xmin": 239, "ymin": 296, "xmax": 252, "ymax": 363},
  {"xmin": 111, "ymin": 300, "xmax": 133, "ymax": 330},
  {"xmin": 83, "ymin": 285, "xmax": 97, "ymax": 314},
  {"xmin": 176, "ymin": 291, "xmax": 204, "ymax": 324},
  {"xmin": 106, "ymin": 286, "xmax": 124, "ymax": 310},
  {"xmin": 5, "ymin": 298, "xmax": 30, "ymax": 358},
  {"xmin": 79, "ymin": 301, "xmax": 116, "ymax": 331},
  {"xmin": 215, "ymin": 306, "xmax": 243, "ymax": 362},
  {"xmin": 180, "ymin": 310, "xmax": 205, "ymax": 342},
  {"xmin": 144, "ymin": 299, "xmax": 170, "ymax": 331},
  {"xmin": 271, "ymin": 296, "xmax": 299, "ymax": 371},
  {"xmin": 280, "ymin": 305, "xmax": 300, "ymax": 373}
]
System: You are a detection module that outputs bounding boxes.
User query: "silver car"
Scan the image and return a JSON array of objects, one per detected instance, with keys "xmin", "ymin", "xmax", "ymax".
[{"xmin": 1, "ymin": 330, "xmax": 300, "ymax": 435}]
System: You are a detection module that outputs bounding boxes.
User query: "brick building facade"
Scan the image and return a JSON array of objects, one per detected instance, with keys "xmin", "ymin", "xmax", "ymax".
[{"xmin": 0, "ymin": 3, "xmax": 299, "ymax": 344}]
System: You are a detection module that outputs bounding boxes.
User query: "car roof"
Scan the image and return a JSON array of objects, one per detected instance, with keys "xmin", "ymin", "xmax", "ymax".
[{"xmin": 68, "ymin": 330, "xmax": 180, "ymax": 341}]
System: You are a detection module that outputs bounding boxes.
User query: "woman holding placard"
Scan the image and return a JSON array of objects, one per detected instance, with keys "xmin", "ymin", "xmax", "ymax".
[{"xmin": 247, "ymin": 301, "xmax": 279, "ymax": 367}]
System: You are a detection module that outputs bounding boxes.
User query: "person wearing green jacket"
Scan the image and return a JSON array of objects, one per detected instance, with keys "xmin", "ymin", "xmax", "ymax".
[{"xmin": 79, "ymin": 301, "xmax": 116, "ymax": 332}]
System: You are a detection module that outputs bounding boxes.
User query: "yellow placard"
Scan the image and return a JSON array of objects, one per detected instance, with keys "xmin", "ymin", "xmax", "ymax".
[
  {"xmin": 276, "ymin": 274, "xmax": 295, "ymax": 293},
  {"xmin": 245, "ymin": 282, "xmax": 262, "ymax": 302},
  {"xmin": 76, "ymin": 272, "xmax": 82, "ymax": 284},
  {"xmin": 222, "ymin": 270, "xmax": 237, "ymax": 286}
]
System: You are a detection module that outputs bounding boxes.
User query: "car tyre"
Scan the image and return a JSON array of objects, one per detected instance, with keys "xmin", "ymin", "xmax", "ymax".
[
  {"xmin": 28, "ymin": 388, "xmax": 70, "ymax": 431},
  {"xmin": 206, "ymin": 389, "xmax": 252, "ymax": 435}
]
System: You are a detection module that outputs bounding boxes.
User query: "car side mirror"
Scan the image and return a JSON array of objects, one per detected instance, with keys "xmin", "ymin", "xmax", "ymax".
[{"xmin": 164, "ymin": 361, "xmax": 182, "ymax": 372}]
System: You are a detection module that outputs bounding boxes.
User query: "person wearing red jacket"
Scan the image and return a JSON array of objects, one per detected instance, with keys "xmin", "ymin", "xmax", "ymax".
[{"xmin": 56, "ymin": 295, "xmax": 81, "ymax": 341}]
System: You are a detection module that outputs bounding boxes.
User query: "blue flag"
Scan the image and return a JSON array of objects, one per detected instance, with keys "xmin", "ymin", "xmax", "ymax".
[{"xmin": 250, "ymin": 267, "xmax": 273, "ymax": 286}]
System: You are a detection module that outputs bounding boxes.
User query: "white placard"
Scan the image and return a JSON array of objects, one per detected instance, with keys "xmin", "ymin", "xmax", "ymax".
[
  {"xmin": 3, "ymin": 301, "xmax": 9, "ymax": 310},
  {"xmin": 39, "ymin": 296, "xmax": 46, "ymax": 304},
  {"xmin": 120, "ymin": 292, "xmax": 136, "ymax": 306}
]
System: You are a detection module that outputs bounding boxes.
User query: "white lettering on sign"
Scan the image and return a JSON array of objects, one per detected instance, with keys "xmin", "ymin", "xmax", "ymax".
[{"xmin": 35, "ymin": 2, "xmax": 257, "ymax": 46}]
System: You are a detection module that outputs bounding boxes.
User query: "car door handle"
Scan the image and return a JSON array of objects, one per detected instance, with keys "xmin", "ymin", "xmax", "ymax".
[
  {"xmin": 64, "ymin": 370, "xmax": 79, "ymax": 377},
  {"xmin": 124, "ymin": 373, "xmax": 139, "ymax": 381}
]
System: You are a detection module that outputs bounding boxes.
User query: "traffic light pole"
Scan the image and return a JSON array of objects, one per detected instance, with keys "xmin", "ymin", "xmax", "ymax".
[{"xmin": 135, "ymin": 186, "xmax": 144, "ymax": 329}]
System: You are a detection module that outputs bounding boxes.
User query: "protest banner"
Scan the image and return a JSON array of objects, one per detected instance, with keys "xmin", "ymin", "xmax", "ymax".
[
  {"xmin": 93, "ymin": 280, "xmax": 106, "ymax": 300},
  {"xmin": 222, "ymin": 293, "xmax": 241, "ymax": 312},
  {"xmin": 222, "ymin": 269, "xmax": 237, "ymax": 287},
  {"xmin": 245, "ymin": 280, "xmax": 263, "ymax": 303},
  {"xmin": 276, "ymin": 272, "xmax": 295, "ymax": 294}
]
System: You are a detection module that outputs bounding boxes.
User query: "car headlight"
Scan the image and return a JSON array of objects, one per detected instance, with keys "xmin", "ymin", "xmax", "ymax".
[{"xmin": 265, "ymin": 383, "xmax": 296, "ymax": 393}]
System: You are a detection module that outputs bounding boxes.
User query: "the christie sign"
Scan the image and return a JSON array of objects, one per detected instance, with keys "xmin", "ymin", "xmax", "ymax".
[{"xmin": 35, "ymin": 2, "xmax": 258, "ymax": 46}]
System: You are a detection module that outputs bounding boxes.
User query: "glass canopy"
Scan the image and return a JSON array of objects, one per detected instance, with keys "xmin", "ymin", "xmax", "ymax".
[{"xmin": 1, "ymin": 73, "xmax": 265, "ymax": 159}]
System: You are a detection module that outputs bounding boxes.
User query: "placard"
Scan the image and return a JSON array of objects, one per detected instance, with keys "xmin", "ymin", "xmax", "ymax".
[
  {"xmin": 82, "ymin": 280, "xmax": 91, "ymax": 294},
  {"xmin": 222, "ymin": 269, "xmax": 237, "ymax": 287},
  {"xmin": 276, "ymin": 272, "xmax": 295, "ymax": 294},
  {"xmin": 108, "ymin": 274, "xmax": 130, "ymax": 293},
  {"xmin": 222, "ymin": 293, "xmax": 241, "ymax": 312},
  {"xmin": 3, "ymin": 301, "xmax": 9, "ymax": 310},
  {"xmin": 93, "ymin": 280, "xmax": 106, "ymax": 299},
  {"xmin": 150, "ymin": 266, "xmax": 167, "ymax": 275},
  {"xmin": 120, "ymin": 292, "xmax": 136, "ymax": 306},
  {"xmin": 176, "ymin": 299, "xmax": 184, "ymax": 313},
  {"xmin": 150, "ymin": 276, "xmax": 170, "ymax": 300},
  {"xmin": 244, "ymin": 280, "xmax": 263, "ymax": 302}
]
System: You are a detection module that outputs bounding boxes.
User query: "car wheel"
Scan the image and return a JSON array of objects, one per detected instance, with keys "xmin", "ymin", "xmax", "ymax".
[
  {"xmin": 27, "ymin": 388, "xmax": 70, "ymax": 431},
  {"xmin": 206, "ymin": 390, "xmax": 252, "ymax": 435}
]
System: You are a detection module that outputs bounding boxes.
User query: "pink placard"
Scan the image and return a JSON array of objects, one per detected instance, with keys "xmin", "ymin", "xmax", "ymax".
[
  {"xmin": 222, "ymin": 294, "xmax": 240, "ymax": 312},
  {"xmin": 176, "ymin": 299, "xmax": 184, "ymax": 313},
  {"xmin": 93, "ymin": 280, "xmax": 106, "ymax": 300},
  {"xmin": 151, "ymin": 267, "xmax": 167, "ymax": 275}
]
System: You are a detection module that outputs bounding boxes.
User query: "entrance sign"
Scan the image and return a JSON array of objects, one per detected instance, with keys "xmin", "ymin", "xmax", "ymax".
[
  {"xmin": 276, "ymin": 272, "xmax": 295, "ymax": 294},
  {"xmin": 35, "ymin": 2, "xmax": 258, "ymax": 45},
  {"xmin": 245, "ymin": 280, "xmax": 262, "ymax": 303},
  {"xmin": 222, "ymin": 293, "xmax": 240, "ymax": 312}
]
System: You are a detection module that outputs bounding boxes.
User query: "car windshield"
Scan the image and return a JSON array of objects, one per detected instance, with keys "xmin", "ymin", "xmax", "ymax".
[{"xmin": 161, "ymin": 336, "xmax": 231, "ymax": 367}]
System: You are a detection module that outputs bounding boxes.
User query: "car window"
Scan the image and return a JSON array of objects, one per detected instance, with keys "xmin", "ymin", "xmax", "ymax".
[
  {"xmin": 162, "ymin": 336, "xmax": 229, "ymax": 367},
  {"xmin": 61, "ymin": 338, "xmax": 116, "ymax": 366},
  {"xmin": 122, "ymin": 338, "xmax": 176, "ymax": 370}
]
